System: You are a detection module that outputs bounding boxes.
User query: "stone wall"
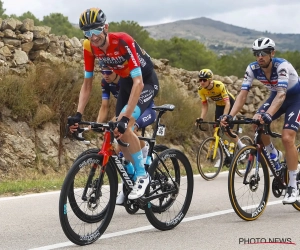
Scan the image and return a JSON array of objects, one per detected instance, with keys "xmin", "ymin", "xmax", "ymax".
[{"xmin": 0, "ymin": 18, "xmax": 271, "ymax": 179}]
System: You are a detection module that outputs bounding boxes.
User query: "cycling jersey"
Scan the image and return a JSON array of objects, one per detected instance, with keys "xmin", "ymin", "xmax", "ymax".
[
  {"xmin": 241, "ymin": 57, "xmax": 300, "ymax": 95},
  {"xmin": 83, "ymin": 32, "xmax": 153, "ymax": 78},
  {"xmin": 198, "ymin": 80, "xmax": 235, "ymax": 106},
  {"xmin": 101, "ymin": 79, "xmax": 120, "ymax": 100}
]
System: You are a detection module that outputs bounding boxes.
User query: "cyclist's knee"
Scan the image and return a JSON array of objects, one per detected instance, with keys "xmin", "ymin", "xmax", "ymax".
[{"xmin": 281, "ymin": 129, "xmax": 296, "ymax": 145}]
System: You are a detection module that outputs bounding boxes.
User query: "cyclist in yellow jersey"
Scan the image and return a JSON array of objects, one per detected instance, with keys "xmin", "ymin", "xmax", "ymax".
[{"xmin": 196, "ymin": 69, "xmax": 246, "ymax": 164}]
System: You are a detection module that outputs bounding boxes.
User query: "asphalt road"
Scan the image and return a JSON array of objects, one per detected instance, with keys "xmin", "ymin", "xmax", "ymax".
[{"xmin": 1, "ymin": 172, "xmax": 299, "ymax": 250}]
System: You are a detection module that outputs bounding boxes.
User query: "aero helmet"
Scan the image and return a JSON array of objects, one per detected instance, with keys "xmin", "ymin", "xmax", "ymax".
[
  {"xmin": 79, "ymin": 8, "xmax": 106, "ymax": 31},
  {"xmin": 198, "ymin": 69, "xmax": 213, "ymax": 79},
  {"xmin": 252, "ymin": 37, "xmax": 275, "ymax": 51}
]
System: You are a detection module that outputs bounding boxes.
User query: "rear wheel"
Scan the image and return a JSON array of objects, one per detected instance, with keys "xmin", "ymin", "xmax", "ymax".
[
  {"xmin": 197, "ymin": 137, "xmax": 223, "ymax": 180},
  {"xmin": 145, "ymin": 149, "xmax": 194, "ymax": 230},
  {"xmin": 59, "ymin": 154, "xmax": 118, "ymax": 245},
  {"xmin": 291, "ymin": 143, "xmax": 300, "ymax": 211}
]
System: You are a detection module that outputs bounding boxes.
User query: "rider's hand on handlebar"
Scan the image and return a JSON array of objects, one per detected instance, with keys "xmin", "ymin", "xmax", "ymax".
[
  {"xmin": 259, "ymin": 112, "xmax": 272, "ymax": 125},
  {"xmin": 219, "ymin": 114, "xmax": 233, "ymax": 127},
  {"xmin": 114, "ymin": 116, "xmax": 130, "ymax": 139},
  {"xmin": 195, "ymin": 118, "xmax": 203, "ymax": 126},
  {"xmin": 68, "ymin": 112, "xmax": 82, "ymax": 133}
]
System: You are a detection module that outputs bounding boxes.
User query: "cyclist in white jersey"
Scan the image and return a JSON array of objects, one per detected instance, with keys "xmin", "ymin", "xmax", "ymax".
[{"xmin": 220, "ymin": 37, "xmax": 300, "ymax": 204}]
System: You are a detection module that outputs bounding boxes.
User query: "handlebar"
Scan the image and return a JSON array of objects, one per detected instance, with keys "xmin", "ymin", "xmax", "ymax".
[
  {"xmin": 66, "ymin": 120, "xmax": 129, "ymax": 147},
  {"xmin": 225, "ymin": 118, "xmax": 281, "ymax": 139},
  {"xmin": 196, "ymin": 117, "xmax": 281, "ymax": 139},
  {"xmin": 195, "ymin": 119, "xmax": 231, "ymax": 135}
]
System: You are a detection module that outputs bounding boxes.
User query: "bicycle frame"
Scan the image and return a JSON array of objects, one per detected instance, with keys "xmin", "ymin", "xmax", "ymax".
[{"xmin": 231, "ymin": 122, "xmax": 286, "ymax": 188}]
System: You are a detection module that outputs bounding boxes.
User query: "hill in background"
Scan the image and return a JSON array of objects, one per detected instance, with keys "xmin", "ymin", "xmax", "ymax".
[{"xmin": 143, "ymin": 17, "xmax": 300, "ymax": 54}]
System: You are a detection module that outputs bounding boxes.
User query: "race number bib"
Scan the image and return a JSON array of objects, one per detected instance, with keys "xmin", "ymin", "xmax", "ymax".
[{"xmin": 156, "ymin": 124, "xmax": 166, "ymax": 136}]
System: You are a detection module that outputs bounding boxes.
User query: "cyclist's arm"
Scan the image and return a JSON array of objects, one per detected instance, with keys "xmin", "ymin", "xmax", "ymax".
[
  {"xmin": 200, "ymin": 102, "xmax": 208, "ymax": 119},
  {"xmin": 77, "ymin": 77, "xmax": 93, "ymax": 114},
  {"xmin": 97, "ymin": 99, "xmax": 109, "ymax": 123},
  {"xmin": 119, "ymin": 35, "xmax": 144, "ymax": 118},
  {"xmin": 223, "ymin": 98, "xmax": 231, "ymax": 115},
  {"xmin": 228, "ymin": 66, "xmax": 253, "ymax": 117},
  {"xmin": 125, "ymin": 74, "xmax": 144, "ymax": 118},
  {"xmin": 266, "ymin": 64, "xmax": 288, "ymax": 116},
  {"xmin": 228, "ymin": 90, "xmax": 248, "ymax": 117},
  {"xmin": 77, "ymin": 40, "xmax": 95, "ymax": 114}
]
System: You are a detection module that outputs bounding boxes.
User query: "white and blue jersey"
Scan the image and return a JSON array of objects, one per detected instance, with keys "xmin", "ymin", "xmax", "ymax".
[
  {"xmin": 242, "ymin": 58, "xmax": 300, "ymax": 131},
  {"xmin": 241, "ymin": 58, "xmax": 300, "ymax": 95}
]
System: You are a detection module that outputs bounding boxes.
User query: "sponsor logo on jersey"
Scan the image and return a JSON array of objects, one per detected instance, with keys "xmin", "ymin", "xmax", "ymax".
[{"xmin": 278, "ymin": 68, "xmax": 288, "ymax": 77}]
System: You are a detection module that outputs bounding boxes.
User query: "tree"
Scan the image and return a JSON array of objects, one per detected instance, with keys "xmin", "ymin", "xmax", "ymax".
[
  {"xmin": 42, "ymin": 13, "xmax": 83, "ymax": 38},
  {"xmin": 0, "ymin": 0, "xmax": 7, "ymax": 18},
  {"xmin": 18, "ymin": 11, "xmax": 42, "ymax": 26},
  {"xmin": 109, "ymin": 21, "xmax": 150, "ymax": 48}
]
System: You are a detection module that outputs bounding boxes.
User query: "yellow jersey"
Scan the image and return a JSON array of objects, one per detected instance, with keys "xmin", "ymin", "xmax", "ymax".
[{"xmin": 198, "ymin": 80, "xmax": 235, "ymax": 106}]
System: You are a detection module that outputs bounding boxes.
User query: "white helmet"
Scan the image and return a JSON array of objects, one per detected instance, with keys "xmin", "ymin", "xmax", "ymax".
[{"xmin": 252, "ymin": 37, "xmax": 275, "ymax": 51}]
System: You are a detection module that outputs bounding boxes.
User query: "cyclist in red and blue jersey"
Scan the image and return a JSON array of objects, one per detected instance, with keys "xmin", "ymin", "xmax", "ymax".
[
  {"xmin": 221, "ymin": 37, "xmax": 300, "ymax": 204},
  {"xmin": 68, "ymin": 8, "xmax": 159, "ymax": 201}
]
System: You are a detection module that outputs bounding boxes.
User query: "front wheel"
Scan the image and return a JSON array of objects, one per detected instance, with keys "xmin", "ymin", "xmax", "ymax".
[
  {"xmin": 197, "ymin": 137, "xmax": 223, "ymax": 181},
  {"xmin": 59, "ymin": 154, "xmax": 118, "ymax": 245},
  {"xmin": 234, "ymin": 136, "xmax": 253, "ymax": 177},
  {"xmin": 228, "ymin": 145, "xmax": 270, "ymax": 221},
  {"xmin": 145, "ymin": 149, "xmax": 194, "ymax": 230}
]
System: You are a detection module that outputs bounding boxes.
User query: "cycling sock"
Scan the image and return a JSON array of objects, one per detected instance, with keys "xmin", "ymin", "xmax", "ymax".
[
  {"xmin": 288, "ymin": 170, "xmax": 298, "ymax": 190},
  {"xmin": 265, "ymin": 142, "xmax": 278, "ymax": 157},
  {"xmin": 131, "ymin": 150, "xmax": 146, "ymax": 177},
  {"xmin": 141, "ymin": 145, "xmax": 148, "ymax": 159}
]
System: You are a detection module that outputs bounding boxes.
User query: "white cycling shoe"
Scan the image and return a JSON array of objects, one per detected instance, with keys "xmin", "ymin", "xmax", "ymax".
[
  {"xmin": 116, "ymin": 190, "xmax": 125, "ymax": 205},
  {"xmin": 282, "ymin": 186, "xmax": 299, "ymax": 204},
  {"xmin": 128, "ymin": 174, "xmax": 150, "ymax": 200}
]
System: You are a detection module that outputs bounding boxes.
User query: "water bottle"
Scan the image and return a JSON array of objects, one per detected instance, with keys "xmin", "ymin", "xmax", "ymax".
[
  {"xmin": 270, "ymin": 153, "xmax": 282, "ymax": 171},
  {"xmin": 229, "ymin": 142, "xmax": 235, "ymax": 156}
]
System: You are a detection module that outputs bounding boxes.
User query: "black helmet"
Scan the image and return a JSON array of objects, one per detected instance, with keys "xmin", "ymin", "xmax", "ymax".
[{"xmin": 79, "ymin": 8, "xmax": 106, "ymax": 31}]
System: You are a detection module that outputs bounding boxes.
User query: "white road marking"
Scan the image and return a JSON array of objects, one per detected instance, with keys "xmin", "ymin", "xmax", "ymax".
[{"xmin": 28, "ymin": 200, "xmax": 283, "ymax": 250}]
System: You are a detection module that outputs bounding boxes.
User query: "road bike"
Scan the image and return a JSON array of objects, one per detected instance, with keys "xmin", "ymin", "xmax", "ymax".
[
  {"xmin": 70, "ymin": 107, "xmax": 170, "ymax": 215},
  {"xmin": 227, "ymin": 118, "xmax": 300, "ymax": 221},
  {"xmin": 196, "ymin": 115, "xmax": 253, "ymax": 180},
  {"xmin": 59, "ymin": 104, "xmax": 194, "ymax": 245}
]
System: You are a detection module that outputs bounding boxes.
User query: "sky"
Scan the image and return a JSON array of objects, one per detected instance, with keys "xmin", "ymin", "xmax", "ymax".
[{"xmin": 3, "ymin": 0, "xmax": 300, "ymax": 34}]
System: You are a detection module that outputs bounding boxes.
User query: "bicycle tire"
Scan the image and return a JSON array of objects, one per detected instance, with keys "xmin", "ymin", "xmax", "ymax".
[
  {"xmin": 234, "ymin": 136, "xmax": 253, "ymax": 177},
  {"xmin": 291, "ymin": 143, "xmax": 300, "ymax": 211},
  {"xmin": 228, "ymin": 145, "xmax": 270, "ymax": 221},
  {"xmin": 59, "ymin": 154, "xmax": 118, "ymax": 245},
  {"xmin": 197, "ymin": 137, "xmax": 223, "ymax": 181},
  {"xmin": 74, "ymin": 148, "xmax": 100, "ymax": 163},
  {"xmin": 144, "ymin": 148, "xmax": 194, "ymax": 230},
  {"xmin": 69, "ymin": 149, "xmax": 110, "ymax": 222}
]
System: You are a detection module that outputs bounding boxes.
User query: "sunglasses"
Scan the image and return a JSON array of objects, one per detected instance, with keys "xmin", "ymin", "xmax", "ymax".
[
  {"xmin": 199, "ymin": 79, "xmax": 208, "ymax": 82},
  {"xmin": 253, "ymin": 50, "xmax": 272, "ymax": 57},
  {"xmin": 101, "ymin": 70, "xmax": 113, "ymax": 75},
  {"xmin": 84, "ymin": 26, "xmax": 104, "ymax": 38}
]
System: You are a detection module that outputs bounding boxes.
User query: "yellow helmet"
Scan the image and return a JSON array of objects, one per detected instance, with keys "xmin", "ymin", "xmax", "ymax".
[
  {"xmin": 79, "ymin": 8, "xmax": 106, "ymax": 31},
  {"xmin": 198, "ymin": 69, "xmax": 213, "ymax": 79}
]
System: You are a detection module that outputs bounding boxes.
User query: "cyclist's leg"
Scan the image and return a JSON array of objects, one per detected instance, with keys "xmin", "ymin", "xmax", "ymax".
[
  {"xmin": 134, "ymin": 100, "xmax": 156, "ymax": 150},
  {"xmin": 281, "ymin": 97, "xmax": 300, "ymax": 203}
]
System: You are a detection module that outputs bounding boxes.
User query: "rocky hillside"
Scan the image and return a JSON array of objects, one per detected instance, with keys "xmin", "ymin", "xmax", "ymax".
[
  {"xmin": 0, "ymin": 17, "xmax": 272, "ymax": 180},
  {"xmin": 144, "ymin": 17, "xmax": 300, "ymax": 54}
]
